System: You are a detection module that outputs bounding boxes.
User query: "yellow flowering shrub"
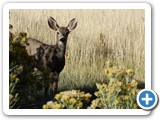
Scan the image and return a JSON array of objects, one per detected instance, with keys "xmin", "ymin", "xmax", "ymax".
[
  {"xmin": 9, "ymin": 69, "xmax": 21, "ymax": 108},
  {"xmin": 105, "ymin": 66, "xmax": 135, "ymax": 82},
  {"xmin": 89, "ymin": 66, "xmax": 140, "ymax": 109},
  {"xmin": 43, "ymin": 90, "xmax": 92, "ymax": 109},
  {"xmin": 10, "ymin": 30, "xmax": 30, "ymax": 66},
  {"xmin": 9, "ymin": 27, "xmax": 26, "ymax": 109},
  {"xmin": 9, "ymin": 25, "xmax": 45, "ymax": 108}
]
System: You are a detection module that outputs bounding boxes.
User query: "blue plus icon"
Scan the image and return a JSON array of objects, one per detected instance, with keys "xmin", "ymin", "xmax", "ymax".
[
  {"xmin": 137, "ymin": 89, "xmax": 158, "ymax": 110},
  {"xmin": 142, "ymin": 93, "xmax": 153, "ymax": 105}
]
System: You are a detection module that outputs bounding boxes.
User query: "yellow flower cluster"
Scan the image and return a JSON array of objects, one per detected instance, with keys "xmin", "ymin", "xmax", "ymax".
[
  {"xmin": 89, "ymin": 66, "xmax": 140, "ymax": 109},
  {"xmin": 126, "ymin": 69, "xmax": 135, "ymax": 77},
  {"xmin": 43, "ymin": 90, "xmax": 92, "ymax": 109},
  {"xmin": 9, "ymin": 93, "xmax": 19, "ymax": 109},
  {"xmin": 10, "ymin": 73, "xmax": 20, "ymax": 83},
  {"xmin": 43, "ymin": 101, "xmax": 61, "ymax": 109},
  {"xmin": 88, "ymin": 98, "xmax": 102, "ymax": 109},
  {"xmin": 105, "ymin": 66, "xmax": 135, "ymax": 81},
  {"xmin": 9, "ymin": 73, "xmax": 21, "ymax": 108},
  {"xmin": 11, "ymin": 32, "xmax": 28, "ymax": 46}
]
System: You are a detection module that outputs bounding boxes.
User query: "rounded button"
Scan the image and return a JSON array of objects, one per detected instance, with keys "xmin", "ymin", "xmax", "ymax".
[{"xmin": 137, "ymin": 89, "xmax": 158, "ymax": 110}]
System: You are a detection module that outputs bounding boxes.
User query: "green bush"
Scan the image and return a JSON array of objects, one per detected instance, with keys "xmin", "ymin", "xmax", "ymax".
[{"xmin": 9, "ymin": 25, "xmax": 45, "ymax": 108}]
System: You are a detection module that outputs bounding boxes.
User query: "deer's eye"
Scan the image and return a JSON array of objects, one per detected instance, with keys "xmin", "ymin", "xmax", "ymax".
[{"xmin": 57, "ymin": 32, "xmax": 59, "ymax": 35}]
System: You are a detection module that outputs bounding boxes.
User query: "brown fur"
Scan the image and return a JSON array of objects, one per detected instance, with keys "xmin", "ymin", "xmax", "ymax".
[{"xmin": 24, "ymin": 17, "xmax": 77, "ymax": 97}]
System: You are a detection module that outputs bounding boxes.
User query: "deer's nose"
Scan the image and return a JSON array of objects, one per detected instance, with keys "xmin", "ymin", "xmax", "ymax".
[{"xmin": 60, "ymin": 37, "xmax": 65, "ymax": 42}]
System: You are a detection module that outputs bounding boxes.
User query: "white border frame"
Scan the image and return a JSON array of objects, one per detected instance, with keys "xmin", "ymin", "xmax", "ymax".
[{"xmin": 3, "ymin": 3, "xmax": 151, "ymax": 115}]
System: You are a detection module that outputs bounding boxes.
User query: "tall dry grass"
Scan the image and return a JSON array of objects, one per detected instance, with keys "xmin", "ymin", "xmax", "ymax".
[{"xmin": 9, "ymin": 9, "xmax": 145, "ymax": 91}]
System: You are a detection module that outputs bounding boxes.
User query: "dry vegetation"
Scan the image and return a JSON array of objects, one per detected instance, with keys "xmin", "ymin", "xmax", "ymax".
[{"xmin": 10, "ymin": 9, "xmax": 145, "ymax": 92}]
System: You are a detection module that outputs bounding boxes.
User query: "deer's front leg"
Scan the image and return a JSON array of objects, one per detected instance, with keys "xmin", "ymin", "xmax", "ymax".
[
  {"xmin": 44, "ymin": 83, "xmax": 49, "ymax": 98},
  {"xmin": 43, "ymin": 74, "xmax": 49, "ymax": 99},
  {"xmin": 52, "ymin": 72, "xmax": 59, "ymax": 94}
]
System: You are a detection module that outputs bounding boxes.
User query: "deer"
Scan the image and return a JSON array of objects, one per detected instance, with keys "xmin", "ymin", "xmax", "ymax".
[{"xmin": 16, "ymin": 17, "xmax": 77, "ymax": 98}]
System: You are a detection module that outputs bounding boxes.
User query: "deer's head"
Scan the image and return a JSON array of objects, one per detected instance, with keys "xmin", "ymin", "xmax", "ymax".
[{"xmin": 48, "ymin": 17, "xmax": 77, "ymax": 45}]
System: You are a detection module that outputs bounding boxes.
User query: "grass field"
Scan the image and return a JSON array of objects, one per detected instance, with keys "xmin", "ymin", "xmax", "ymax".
[{"xmin": 9, "ymin": 9, "xmax": 145, "ymax": 93}]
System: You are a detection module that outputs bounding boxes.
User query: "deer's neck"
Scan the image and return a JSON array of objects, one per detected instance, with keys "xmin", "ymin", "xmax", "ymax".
[{"xmin": 56, "ymin": 41, "xmax": 67, "ymax": 55}]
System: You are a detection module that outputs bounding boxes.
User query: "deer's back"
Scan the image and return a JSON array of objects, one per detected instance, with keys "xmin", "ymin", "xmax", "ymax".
[{"xmin": 26, "ymin": 38, "xmax": 65, "ymax": 73}]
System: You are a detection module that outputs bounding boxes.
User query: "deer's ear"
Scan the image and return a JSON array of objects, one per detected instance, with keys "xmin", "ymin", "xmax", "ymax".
[
  {"xmin": 48, "ymin": 16, "xmax": 59, "ymax": 31},
  {"xmin": 67, "ymin": 18, "xmax": 77, "ymax": 31}
]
